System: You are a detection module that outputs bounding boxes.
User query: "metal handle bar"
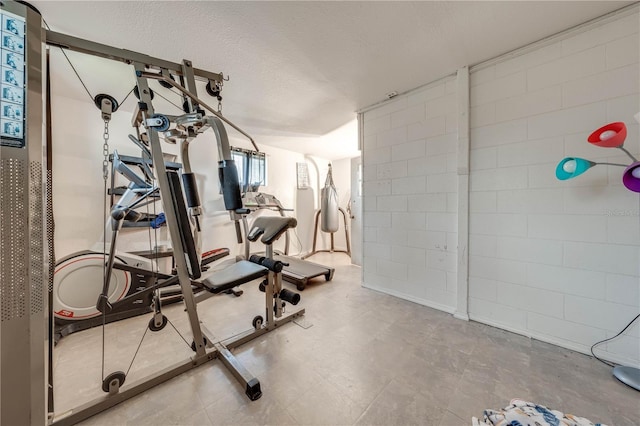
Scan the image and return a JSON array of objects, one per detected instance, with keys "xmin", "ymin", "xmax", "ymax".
[{"xmin": 138, "ymin": 71, "xmax": 259, "ymax": 152}]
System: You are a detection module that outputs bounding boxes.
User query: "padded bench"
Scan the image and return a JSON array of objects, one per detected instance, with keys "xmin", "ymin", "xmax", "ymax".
[
  {"xmin": 201, "ymin": 260, "xmax": 268, "ymax": 294},
  {"xmin": 199, "ymin": 216, "xmax": 297, "ymax": 295}
]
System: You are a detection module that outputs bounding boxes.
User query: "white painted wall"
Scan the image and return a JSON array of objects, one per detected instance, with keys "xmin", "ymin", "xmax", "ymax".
[
  {"xmin": 362, "ymin": 77, "xmax": 459, "ymax": 312},
  {"xmin": 292, "ymin": 155, "xmax": 354, "ymax": 257},
  {"xmin": 51, "ymin": 95, "xmax": 161, "ymax": 258},
  {"xmin": 256, "ymin": 119, "xmax": 359, "ymax": 256},
  {"xmin": 51, "ymin": 95, "xmax": 348, "ymax": 263},
  {"xmin": 254, "ymin": 119, "xmax": 359, "ymax": 163},
  {"xmin": 468, "ymin": 12, "xmax": 640, "ymax": 367},
  {"xmin": 361, "ymin": 9, "xmax": 640, "ymax": 367}
]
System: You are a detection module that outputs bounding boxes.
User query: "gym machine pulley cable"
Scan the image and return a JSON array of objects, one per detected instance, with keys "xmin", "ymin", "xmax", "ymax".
[
  {"xmin": 41, "ymin": 25, "xmax": 307, "ymax": 426},
  {"xmin": 53, "ymin": 46, "xmax": 196, "ymax": 391}
]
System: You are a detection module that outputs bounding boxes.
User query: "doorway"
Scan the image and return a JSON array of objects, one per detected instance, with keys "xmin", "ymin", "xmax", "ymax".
[{"xmin": 350, "ymin": 156, "xmax": 362, "ymax": 266}]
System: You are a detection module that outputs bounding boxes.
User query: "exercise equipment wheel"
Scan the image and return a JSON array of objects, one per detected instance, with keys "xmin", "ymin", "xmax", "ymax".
[
  {"xmin": 102, "ymin": 371, "xmax": 126, "ymax": 393},
  {"xmin": 252, "ymin": 315, "xmax": 263, "ymax": 330},
  {"xmin": 148, "ymin": 315, "xmax": 168, "ymax": 332}
]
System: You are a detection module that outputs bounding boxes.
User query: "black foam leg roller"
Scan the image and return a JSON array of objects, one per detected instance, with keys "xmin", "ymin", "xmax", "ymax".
[
  {"xmin": 181, "ymin": 172, "xmax": 201, "ymax": 208},
  {"xmin": 218, "ymin": 160, "xmax": 243, "ymax": 211},
  {"xmin": 249, "ymin": 255, "xmax": 266, "ymax": 265},
  {"xmin": 279, "ymin": 289, "xmax": 300, "ymax": 305},
  {"xmin": 261, "ymin": 258, "xmax": 283, "ymax": 272}
]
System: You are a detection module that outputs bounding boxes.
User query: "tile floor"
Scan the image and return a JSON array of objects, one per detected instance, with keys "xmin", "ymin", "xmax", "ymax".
[{"xmin": 51, "ymin": 253, "xmax": 639, "ymax": 425}]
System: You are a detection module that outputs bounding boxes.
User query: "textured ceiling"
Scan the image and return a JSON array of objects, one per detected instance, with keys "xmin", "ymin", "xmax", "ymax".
[{"xmin": 33, "ymin": 1, "xmax": 632, "ymax": 158}]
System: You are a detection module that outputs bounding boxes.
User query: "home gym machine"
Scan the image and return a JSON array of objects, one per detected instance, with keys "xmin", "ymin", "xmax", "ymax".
[
  {"xmin": 43, "ymin": 27, "xmax": 305, "ymax": 425},
  {"xmin": 52, "ymin": 141, "xmax": 229, "ymax": 342},
  {"xmin": 242, "ymin": 192, "xmax": 335, "ymax": 290}
]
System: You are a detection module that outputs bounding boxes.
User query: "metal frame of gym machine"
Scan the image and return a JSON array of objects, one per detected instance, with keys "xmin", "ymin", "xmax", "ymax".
[
  {"xmin": 0, "ymin": 2, "xmax": 46, "ymax": 425},
  {"xmin": 44, "ymin": 29, "xmax": 305, "ymax": 425}
]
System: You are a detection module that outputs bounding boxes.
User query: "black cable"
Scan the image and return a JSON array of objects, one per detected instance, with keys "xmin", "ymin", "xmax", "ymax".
[
  {"xmin": 60, "ymin": 48, "xmax": 94, "ymax": 102},
  {"xmin": 154, "ymin": 88, "xmax": 184, "ymax": 112},
  {"xmin": 167, "ymin": 318, "xmax": 192, "ymax": 349},
  {"xmin": 144, "ymin": 163, "xmax": 161, "ymax": 322},
  {"xmin": 118, "ymin": 87, "xmax": 135, "ymax": 109},
  {"xmin": 125, "ymin": 326, "xmax": 149, "ymax": 376},
  {"xmin": 100, "ymin": 145, "xmax": 108, "ymax": 383},
  {"xmin": 590, "ymin": 313, "xmax": 640, "ymax": 367},
  {"xmin": 43, "ymin": 19, "xmax": 94, "ymax": 102},
  {"xmin": 46, "ymin": 18, "xmax": 135, "ymax": 108},
  {"xmin": 168, "ymin": 87, "xmax": 184, "ymax": 101}
]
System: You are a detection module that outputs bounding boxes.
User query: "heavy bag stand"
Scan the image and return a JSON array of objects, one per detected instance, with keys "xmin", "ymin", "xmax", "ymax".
[
  {"xmin": 303, "ymin": 208, "xmax": 350, "ymax": 259},
  {"xmin": 302, "ymin": 164, "xmax": 351, "ymax": 259}
]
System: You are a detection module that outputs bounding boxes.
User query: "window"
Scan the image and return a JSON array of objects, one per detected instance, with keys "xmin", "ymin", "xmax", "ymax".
[{"xmin": 230, "ymin": 147, "xmax": 267, "ymax": 192}]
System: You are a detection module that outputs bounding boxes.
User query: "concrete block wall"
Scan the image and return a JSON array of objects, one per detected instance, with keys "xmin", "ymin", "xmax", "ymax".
[
  {"xmin": 362, "ymin": 77, "xmax": 459, "ymax": 312},
  {"xmin": 469, "ymin": 12, "xmax": 639, "ymax": 366},
  {"xmin": 361, "ymin": 8, "xmax": 640, "ymax": 366}
]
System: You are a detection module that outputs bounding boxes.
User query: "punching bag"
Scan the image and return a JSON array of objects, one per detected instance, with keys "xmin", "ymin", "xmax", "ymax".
[{"xmin": 320, "ymin": 164, "xmax": 340, "ymax": 233}]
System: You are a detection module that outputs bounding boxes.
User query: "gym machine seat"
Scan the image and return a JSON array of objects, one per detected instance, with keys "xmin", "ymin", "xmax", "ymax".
[
  {"xmin": 201, "ymin": 217, "xmax": 297, "ymax": 294},
  {"xmin": 202, "ymin": 261, "xmax": 268, "ymax": 294},
  {"xmin": 248, "ymin": 216, "xmax": 297, "ymax": 245}
]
